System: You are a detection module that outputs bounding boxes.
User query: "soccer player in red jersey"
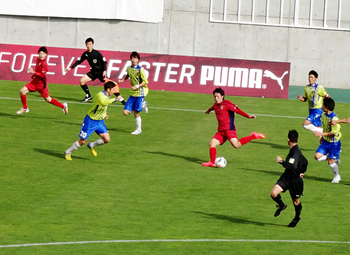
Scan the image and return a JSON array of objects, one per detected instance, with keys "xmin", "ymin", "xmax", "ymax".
[
  {"xmin": 16, "ymin": 46, "xmax": 68, "ymax": 115},
  {"xmin": 202, "ymin": 88, "xmax": 266, "ymax": 167}
]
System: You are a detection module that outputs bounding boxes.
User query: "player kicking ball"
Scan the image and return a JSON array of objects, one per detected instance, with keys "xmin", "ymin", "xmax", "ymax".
[
  {"xmin": 17, "ymin": 46, "xmax": 68, "ymax": 115},
  {"xmin": 65, "ymin": 81, "xmax": 120, "ymax": 160},
  {"xmin": 202, "ymin": 88, "xmax": 265, "ymax": 167}
]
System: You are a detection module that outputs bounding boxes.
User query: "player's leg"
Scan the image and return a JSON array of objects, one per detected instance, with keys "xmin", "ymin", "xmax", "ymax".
[
  {"xmin": 17, "ymin": 85, "xmax": 30, "ymax": 114},
  {"xmin": 132, "ymin": 111, "xmax": 142, "ymax": 135},
  {"xmin": 43, "ymin": 94, "xmax": 68, "ymax": 115},
  {"xmin": 109, "ymin": 81, "xmax": 126, "ymax": 105},
  {"xmin": 302, "ymin": 109, "xmax": 323, "ymax": 132},
  {"xmin": 65, "ymin": 139, "xmax": 87, "ymax": 160},
  {"xmin": 230, "ymin": 132, "xmax": 265, "ymax": 148},
  {"xmin": 202, "ymin": 137, "xmax": 221, "ymax": 167},
  {"xmin": 270, "ymin": 182, "xmax": 287, "ymax": 217},
  {"xmin": 87, "ymin": 124, "xmax": 110, "ymax": 156},
  {"xmin": 288, "ymin": 198, "xmax": 302, "ymax": 227},
  {"xmin": 328, "ymin": 141, "xmax": 341, "ymax": 183},
  {"xmin": 79, "ymin": 74, "xmax": 93, "ymax": 102}
]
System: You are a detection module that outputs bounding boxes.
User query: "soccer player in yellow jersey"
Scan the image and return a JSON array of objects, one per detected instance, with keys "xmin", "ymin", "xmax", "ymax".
[
  {"xmin": 297, "ymin": 70, "xmax": 329, "ymax": 134},
  {"xmin": 313, "ymin": 98, "xmax": 342, "ymax": 183},
  {"xmin": 65, "ymin": 81, "xmax": 119, "ymax": 160},
  {"xmin": 119, "ymin": 51, "xmax": 149, "ymax": 135}
]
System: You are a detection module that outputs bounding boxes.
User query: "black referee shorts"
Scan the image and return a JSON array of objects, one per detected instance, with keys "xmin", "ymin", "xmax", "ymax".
[
  {"xmin": 276, "ymin": 174, "xmax": 304, "ymax": 199},
  {"xmin": 87, "ymin": 71, "xmax": 105, "ymax": 82}
]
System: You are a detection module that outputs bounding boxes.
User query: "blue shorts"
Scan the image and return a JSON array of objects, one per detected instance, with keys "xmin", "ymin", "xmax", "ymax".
[
  {"xmin": 316, "ymin": 139, "xmax": 341, "ymax": 160},
  {"xmin": 124, "ymin": 96, "xmax": 144, "ymax": 112},
  {"xmin": 79, "ymin": 115, "xmax": 108, "ymax": 140},
  {"xmin": 306, "ymin": 108, "xmax": 323, "ymax": 127}
]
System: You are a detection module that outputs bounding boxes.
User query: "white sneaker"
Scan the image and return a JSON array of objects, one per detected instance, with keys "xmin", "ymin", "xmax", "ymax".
[
  {"xmin": 131, "ymin": 130, "xmax": 142, "ymax": 135},
  {"xmin": 16, "ymin": 108, "xmax": 29, "ymax": 114},
  {"xmin": 62, "ymin": 102, "xmax": 68, "ymax": 115},
  {"xmin": 331, "ymin": 175, "xmax": 341, "ymax": 183},
  {"xmin": 142, "ymin": 101, "xmax": 148, "ymax": 113}
]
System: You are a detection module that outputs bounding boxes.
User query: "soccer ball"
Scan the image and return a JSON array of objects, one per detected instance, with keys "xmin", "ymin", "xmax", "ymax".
[{"xmin": 215, "ymin": 157, "xmax": 227, "ymax": 168}]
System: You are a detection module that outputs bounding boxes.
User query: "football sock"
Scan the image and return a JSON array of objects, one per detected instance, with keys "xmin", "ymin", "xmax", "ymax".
[
  {"xmin": 239, "ymin": 134, "xmax": 254, "ymax": 146},
  {"xmin": 89, "ymin": 138, "xmax": 105, "ymax": 148},
  {"xmin": 210, "ymin": 147, "xmax": 217, "ymax": 163},
  {"xmin": 135, "ymin": 116, "xmax": 142, "ymax": 130},
  {"xmin": 20, "ymin": 94, "xmax": 28, "ymax": 109},
  {"xmin": 303, "ymin": 124, "xmax": 323, "ymax": 132},
  {"xmin": 81, "ymin": 84, "xmax": 91, "ymax": 97},
  {"xmin": 294, "ymin": 202, "xmax": 302, "ymax": 220},
  {"xmin": 317, "ymin": 155, "xmax": 327, "ymax": 161},
  {"xmin": 49, "ymin": 98, "xmax": 64, "ymax": 108},
  {"xmin": 329, "ymin": 162, "xmax": 339, "ymax": 176},
  {"xmin": 66, "ymin": 141, "xmax": 81, "ymax": 154},
  {"xmin": 271, "ymin": 194, "xmax": 284, "ymax": 208}
]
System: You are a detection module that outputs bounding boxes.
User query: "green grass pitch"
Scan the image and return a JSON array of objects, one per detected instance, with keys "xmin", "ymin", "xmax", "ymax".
[{"xmin": 0, "ymin": 80, "xmax": 350, "ymax": 254}]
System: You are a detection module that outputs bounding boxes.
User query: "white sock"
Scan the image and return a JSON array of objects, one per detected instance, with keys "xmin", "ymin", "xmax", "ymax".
[
  {"xmin": 66, "ymin": 141, "xmax": 80, "ymax": 154},
  {"xmin": 136, "ymin": 116, "xmax": 142, "ymax": 130},
  {"xmin": 303, "ymin": 124, "xmax": 322, "ymax": 132},
  {"xmin": 89, "ymin": 138, "xmax": 104, "ymax": 148},
  {"xmin": 317, "ymin": 155, "xmax": 327, "ymax": 161},
  {"xmin": 329, "ymin": 163, "xmax": 339, "ymax": 176}
]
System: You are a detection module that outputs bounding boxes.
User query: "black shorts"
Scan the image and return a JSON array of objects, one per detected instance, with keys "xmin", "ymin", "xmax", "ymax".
[
  {"xmin": 276, "ymin": 174, "xmax": 304, "ymax": 199},
  {"xmin": 87, "ymin": 71, "xmax": 105, "ymax": 82}
]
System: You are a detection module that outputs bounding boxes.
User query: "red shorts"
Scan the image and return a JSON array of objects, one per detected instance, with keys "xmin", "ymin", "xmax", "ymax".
[
  {"xmin": 213, "ymin": 130, "xmax": 238, "ymax": 145},
  {"xmin": 26, "ymin": 81, "xmax": 50, "ymax": 98}
]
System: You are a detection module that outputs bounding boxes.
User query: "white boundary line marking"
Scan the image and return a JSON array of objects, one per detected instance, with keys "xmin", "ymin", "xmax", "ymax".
[
  {"xmin": 0, "ymin": 97, "xmax": 305, "ymax": 119},
  {"xmin": 1, "ymin": 239, "xmax": 350, "ymax": 248}
]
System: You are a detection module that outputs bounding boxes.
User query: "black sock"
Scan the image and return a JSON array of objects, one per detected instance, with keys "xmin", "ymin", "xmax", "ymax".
[
  {"xmin": 81, "ymin": 84, "xmax": 91, "ymax": 97},
  {"xmin": 271, "ymin": 194, "xmax": 284, "ymax": 208},
  {"xmin": 114, "ymin": 92, "xmax": 126, "ymax": 105},
  {"xmin": 294, "ymin": 203, "xmax": 302, "ymax": 220}
]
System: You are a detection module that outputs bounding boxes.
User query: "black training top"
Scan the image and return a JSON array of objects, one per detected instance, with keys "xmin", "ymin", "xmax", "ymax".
[
  {"xmin": 70, "ymin": 49, "xmax": 107, "ymax": 73},
  {"xmin": 280, "ymin": 145, "xmax": 308, "ymax": 179}
]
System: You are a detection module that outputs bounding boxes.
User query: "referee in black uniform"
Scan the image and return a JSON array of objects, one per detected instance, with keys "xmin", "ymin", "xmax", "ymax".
[
  {"xmin": 65, "ymin": 37, "xmax": 107, "ymax": 102},
  {"xmin": 270, "ymin": 130, "xmax": 308, "ymax": 227}
]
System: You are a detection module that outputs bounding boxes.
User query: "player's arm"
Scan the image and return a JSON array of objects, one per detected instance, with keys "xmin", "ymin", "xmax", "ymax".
[
  {"xmin": 31, "ymin": 61, "xmax": 48, "ymax": 79},
  {"xmin": 277, "ymin": 152, "xmax": 299, "ymax": 171},
  {"xmin": 205, "ymin": 105, "xmax": 214, "ymax": 114},
  {"xmin": 98, "ymin": 51, "xmax": 107, "ymax": 77},
  {"xmin": 66, "ymin": 53, "xmax": 87, "ymax": 72},
  {"xmin": 318, "ymin": 85, "xmax": 329, "ymax": 98},
  {"xmin": 331, "ymin": 117, "xmax": 350, "ymax": 126},
  {"xmin": 118, "ymin": 74, "xmax": 130, "ymax": 83},
  {"xmin": 297, "ymin": 94, "xmax": 306, "ymax": 102},
  {"xmin": 231, "ymin": 105, "xmax": 255, "ymax": 119}
]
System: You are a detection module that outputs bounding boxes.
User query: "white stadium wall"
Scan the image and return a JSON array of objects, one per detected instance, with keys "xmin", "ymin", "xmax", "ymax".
[{"xmin": 0, "ymin": 0, "xmax": 349, "ymax": 89}]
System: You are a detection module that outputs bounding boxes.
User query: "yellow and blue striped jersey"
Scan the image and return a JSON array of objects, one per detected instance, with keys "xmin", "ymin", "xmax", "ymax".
[
  {"xmin": 321, "ymin": 111, "xmax": 341, "ymax": 143},
  {"xmin": 87, "ymin": 91, "xmax": 115, "ymax": 120},
  {"xmin": 127, "ymin": 65, "xmax": 149, "ymax": 97},
  {"xmin": 303, "ymin": 84, "xmax": 328, "ymax": 109}
]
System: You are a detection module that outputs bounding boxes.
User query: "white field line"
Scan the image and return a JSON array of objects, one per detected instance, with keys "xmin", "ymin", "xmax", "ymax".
[
  {"xmin": 0, "ymin": 97, "xmax": 304, "ymax": 119},
  {"xmin": 0, "ymin": 239, "xmax": 350, "ymax": 248}
]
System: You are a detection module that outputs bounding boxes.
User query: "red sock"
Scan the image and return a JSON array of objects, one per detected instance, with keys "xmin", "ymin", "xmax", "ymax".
[
  {"xmin": 239, "ymin": 134, "xmax": 254, "ymax": 146},
  {"xmin": 49, "ymin": 98, "xmax": 64, "ymax": 108},
  {"xmin": 210, "ymin": 147, "xmax": 217, "ymax": 163},
  {"xmin": 20, "ymin": 95, "xmax": 27, "ymax": 109}
]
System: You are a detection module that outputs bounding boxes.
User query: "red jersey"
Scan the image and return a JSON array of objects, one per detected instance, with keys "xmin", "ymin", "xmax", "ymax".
[
  {"xmin": 32, "ymin": 57, "xmax": 48, "ymax": 84},
  {"xmin": 208, "ymin": 100, "xmax": 250, "ymax": 131}
]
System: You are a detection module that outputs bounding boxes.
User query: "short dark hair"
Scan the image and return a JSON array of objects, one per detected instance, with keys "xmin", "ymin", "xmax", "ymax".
[
  {"xmin": 85, "ymin": 37, "xmax": 94, "ymax": 44},
  {"xmin": 288, "ymin": 130, "xmax": 299, "ymax": 143},
  {"xmin": 309, "ymin": 70, "xmax": 318, "ymax": 78},
  {"xmin": 38, "ymin": 46, "xmax": 48, "ymax": 54},
  {"xmin": 323, "ymin": 97, "xmax": 335, "ymax": 111},
  {"xmin": 130, "ymin": 51, "xmax": 140, "ymax": 60},
  {"xmin": 213, "ymin": 87, "xmax": 225, "ymax": 97},
  {"xmin": 104, "ymin": 81, "xmax": 116, "ymax": 91}
]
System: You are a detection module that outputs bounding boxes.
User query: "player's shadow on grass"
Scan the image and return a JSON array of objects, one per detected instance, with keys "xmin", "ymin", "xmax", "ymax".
[
  {"xmin": 0, "ymin": 112, "xmax": 56, "ymax": 120},
  {"xmin": 250, "ymin": 141, "xmax": 315, "ymax": 151},
  {"xmin": 34, "ymin": 148, "xmax": 89, "ymax": 160},
  {"xmin": 108, "ymin": 127, "xmax": 135, "ymax": 134},
  {"xmin": 52, "ymin": 120, "xmax": 82, "ymax": 127},
  {"xmin": 144, "ymin": 151, "xmax": 204, "ymax": 164},
  {"xmin": 192, "ymin": 211, "xmax": 284, "ymax": 227}
]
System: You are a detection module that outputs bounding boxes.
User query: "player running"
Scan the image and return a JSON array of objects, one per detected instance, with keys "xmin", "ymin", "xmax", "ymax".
[
  {"xmin": 65, "ymin": 81, "xmax": 121, "ymax": 160},
  {"xmin": 16, "ymin": 46, "xmax": 68, "ymax": 115},
  {"xmin": 297, "ymin": 70, "xmax": 329, "ymax": 134},
  {"xmin": 202, "ymin": 88, "xmax": 265, "ymax": 167},
  {"xmin": 118, "ymin": 51, "xmax": 149, "ymax": 135}
]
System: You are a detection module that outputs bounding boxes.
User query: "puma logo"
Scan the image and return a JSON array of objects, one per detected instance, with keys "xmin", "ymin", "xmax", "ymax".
[{"xmin": 263, "ymin": 70, "xmax": 288, "ymax": 90}]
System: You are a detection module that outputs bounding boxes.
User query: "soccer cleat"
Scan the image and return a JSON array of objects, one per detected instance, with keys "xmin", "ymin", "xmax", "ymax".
[
  {"xmin": 62, "ymin": 102, "xmax": 68, "ymax": 115},
  {"xmin": 80, "ymin": 96, "xmax": 93, "ymax": 102},
  {"xmin": 331, "ymin": 174, "xmax": 341, "ymax": 183},
  {"xmin": 87, "ymin": 143, "xmax": 97, "ymax": 156},
  {"xmin": 131, "ymin": 130, "xmax": 142, "ymax": 135},
  {"xmin": 16, "ymin": 108, "xmax": 29, "ymax": 114},
  {"xmin": 65, "ymin": 153, "xmax": 72, "ymax": 161},
  {"xmin": 274, "ymin": 204, "xmax": 287, "ymax": 217},
  {"xmin": 143, "ymin": 101, "xmax": 149, "ymax": 113},
  {"xmin": 251, "ymin": 132, "xmax": 266, "ymax": 139},
  {"xmin": 201, "ymin": 161, "xmax": 217, "ymax": 167},
  {"xmin": 288, "ymin": 217, "xmax": 300, "ymax": 228}
]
